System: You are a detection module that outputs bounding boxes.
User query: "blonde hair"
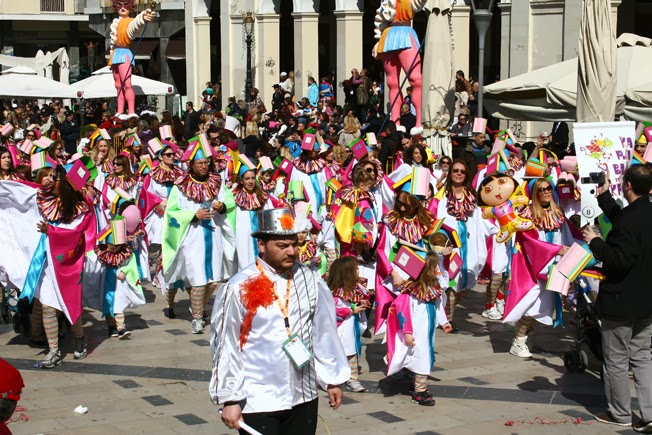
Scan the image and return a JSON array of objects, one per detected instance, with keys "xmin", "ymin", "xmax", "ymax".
[
  {"xmin": 90, "ymin": 139, "xmax": 116, "ymax": 164},
  {"xmin": 342, "ymin": 114, "xmax": 360, "ymax": 133},
  {"xmin": 529, "ymin": 178, "xmax": 565, "ymax": 225},
  {"xmin": 245, "ymin": 121, "xmax": 259, "ymax": 138}
]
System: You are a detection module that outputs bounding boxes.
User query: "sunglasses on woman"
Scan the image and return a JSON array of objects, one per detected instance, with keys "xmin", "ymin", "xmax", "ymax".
[
  {"xmin": 161, "ymin": 153, "xmax": 175, "ymax": 158},
  {"xmin": 441, "ymin": 161, "xmax": 451, "ymax": 165},
  {"xmin": 113, "ymin": 162, "xmax": 123, "ymax": 166},
  {"xmin": 538, "ymin": 186, "xmax": 553, "ymax": 193},
  {"xmin": 364, "ymin": 167, "xmax": 375, "ymax": 174},
  {"xmin": 452, "ymin": 168, "xmax": 466, "ymax": 174}
]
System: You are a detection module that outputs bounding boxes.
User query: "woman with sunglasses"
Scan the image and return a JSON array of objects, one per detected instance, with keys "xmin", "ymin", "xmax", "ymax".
[
  {"xmin": 507, "ymin": 177, "xmax": 572, "ymax": 358},
  {"xmin": 389, "ymin": 143, "xmax": 438, "ymax": 193},
  {"xmin": 433, "ymin": 156, "xmax": 452, "ymax": 189},
  {"xmin": 436, "ymin": 160, "xmax": 491, "ymax": 333},
  {"xmin": 99, "ymin": 154, "xmax": 139, "ymax": 221},
  {"xmin": 141, "ymin": 144, "xmax": 184, "ymax": 290}
]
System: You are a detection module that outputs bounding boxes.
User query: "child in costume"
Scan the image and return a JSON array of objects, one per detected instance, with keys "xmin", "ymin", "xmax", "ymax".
[
  {"xmin": 386, "ymin": 253, "xmax": 452, "ymax": 406},
  {"xmin": 109, "ymin": 0, "xmax": 156, "ymax": 119},
  {"xmin": 95, "ymin": 216, "xmax": 146, "ymax": 339},
  {"xmin": 327, "ymin": 257, "xmax": 371, "ymax": 393}
]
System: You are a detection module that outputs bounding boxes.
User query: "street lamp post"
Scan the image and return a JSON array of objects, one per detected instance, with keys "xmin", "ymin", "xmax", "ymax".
[
  {"xmin": 470, "ymin": 0, "xmax": 494, "ymax": 119},
  {"xmin": 243, "ymin": 12, "xmax": 255, "ymax": 103}
]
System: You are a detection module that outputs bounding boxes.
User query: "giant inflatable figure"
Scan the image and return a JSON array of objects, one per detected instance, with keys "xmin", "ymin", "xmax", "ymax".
[
  {"xmin": 108, "ymin": 0, "xmax": 156, "ymax": 120},
  {"xmin": 373, "ymin": 0, "xmax": 426, "ymax": 135}
]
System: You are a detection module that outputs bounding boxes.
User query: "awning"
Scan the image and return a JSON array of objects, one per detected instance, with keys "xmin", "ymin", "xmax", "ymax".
[
  {"xmin": 164, "ymin": 40, "xmax": 185, "ymax": 61},
  {"xmin": 104, "ymin": 39, "xmax": 160, "ymax": 60}
]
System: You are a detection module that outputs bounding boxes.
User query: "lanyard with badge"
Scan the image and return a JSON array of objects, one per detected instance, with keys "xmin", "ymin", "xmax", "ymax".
[{"xmin": 256, "ymin": 262, "xmax": 313, "ymax": 369}]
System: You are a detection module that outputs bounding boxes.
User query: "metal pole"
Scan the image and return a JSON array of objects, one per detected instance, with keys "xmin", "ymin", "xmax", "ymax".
[
  {"xmin": 472, "ymin": 10, "xmax": 492, "ymax": 119},
  {"xmin": 245, "ymin": 34, "xmax": 253, "ymax": 103}
]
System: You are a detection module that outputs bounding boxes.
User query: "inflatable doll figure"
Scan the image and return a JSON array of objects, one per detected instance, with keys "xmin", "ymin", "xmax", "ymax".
[
  {"xmin": 478, "ymin": 173, "xmax": 533, "ymax": 243},
  {"xmin": 109, "ymin": 0, "xmax": 156, "ymax": 120}
]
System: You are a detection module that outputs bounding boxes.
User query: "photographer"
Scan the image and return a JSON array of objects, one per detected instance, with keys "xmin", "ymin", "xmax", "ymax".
[{"xmin": 582, "ymin": 166, "xmax": 652, "ymax": 432}]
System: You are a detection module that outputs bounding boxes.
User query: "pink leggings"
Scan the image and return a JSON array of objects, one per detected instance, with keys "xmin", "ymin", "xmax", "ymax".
[
  {"xmin": 112, "ymin": 62, "xmax": 135, "ymax": 115},
  {"xmin": 383, "ymin": 39, "xmax": 422, "ymax": 128}
]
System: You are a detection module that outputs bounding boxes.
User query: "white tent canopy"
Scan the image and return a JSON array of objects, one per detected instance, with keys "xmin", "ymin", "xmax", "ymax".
[
  {"xmin": 70, "ymin": 66, "xmax": 174, "ymax": 99},
  {"xmin": 484, "ymin": 33, "xmax": 652, "ymax": 122},
  {"xmin": 0, "ymin": 66, "xmax": 79, "ymax": 99}
]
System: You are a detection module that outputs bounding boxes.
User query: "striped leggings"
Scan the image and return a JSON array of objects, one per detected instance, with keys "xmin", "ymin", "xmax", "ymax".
[
  {"xmin": 106, "ymin": 313, "xmax": 125, "ymax": 330},
  {"xmin": 41, "ymin": 302, "xmax": 83, "ymax": 351}
]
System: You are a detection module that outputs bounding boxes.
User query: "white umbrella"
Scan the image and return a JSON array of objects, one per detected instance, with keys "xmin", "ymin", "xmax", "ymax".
[
  {"xmin": 70, "ymin": 66, "xmax": 174, "ymax": 98},
  {"xmin": 576, "ymin": 0, "xmax": 617, "ymax": 122},
  {"xmin": 421, "ymin": 0, "xmax": 455, "ymax": 157},
  {"xmin": 0, "ymin": 66, "xmax": 79, "ymax": 99},
  {"xmin": 484, "ymin": 34, "xmax": 652, "ymax": 122}
]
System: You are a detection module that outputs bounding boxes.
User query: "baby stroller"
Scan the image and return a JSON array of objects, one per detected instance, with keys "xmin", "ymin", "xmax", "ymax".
[
  {"xmin": 0, "ymin": 283, "xmax": 30, "ymax": 334},
  {"xmin": 563, "ymin": 277, "xmax": 604, "ymax": 376}
]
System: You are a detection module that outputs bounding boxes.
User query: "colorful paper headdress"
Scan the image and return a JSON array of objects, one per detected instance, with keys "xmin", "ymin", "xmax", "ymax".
[
  {"xmin": 159, "ymin": 125, "xmax": 173, "ymax": 140},
  {"xmin": 237, "ymin": 154, "xmax": 257, "ymax": 178},
  {"xmin": 1, "ymin": 124, "xmax": 15, "ymax": 138},
  {"xmin": 89, "ymin": 128, "xmax": 110, "ymax": 149},
  {"xmin": 30, "ymin": 152, "xmax": 57, "ymax": 173},
  {"xmin": 98, "ymin": 215, "xmax": 127, "ymax": 245},
  {"xmin": 110, "ymin": 187, "xmax": 134, "ymax": 216},
  {"xmin": 63, "ymin": 159, "xmax": 91, "ymax": 191}
]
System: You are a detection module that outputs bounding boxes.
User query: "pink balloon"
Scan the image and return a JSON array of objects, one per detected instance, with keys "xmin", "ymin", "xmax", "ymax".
[{"xmin": 121, "ymin": 204, "xmax": 141, "ymax": 234}]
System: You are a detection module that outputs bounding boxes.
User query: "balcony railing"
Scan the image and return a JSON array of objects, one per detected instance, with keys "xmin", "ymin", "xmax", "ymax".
[{"xmin": 41, "ymin": 0, "xmax": 65, "ymax": 12}]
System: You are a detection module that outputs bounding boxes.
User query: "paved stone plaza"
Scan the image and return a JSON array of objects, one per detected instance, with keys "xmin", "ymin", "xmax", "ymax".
[{"xmin": 0, "ymin": 284, "xmax": 643, "ymax": 435}]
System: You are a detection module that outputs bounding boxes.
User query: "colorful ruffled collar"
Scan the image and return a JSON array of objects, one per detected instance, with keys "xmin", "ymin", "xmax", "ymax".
[
  {"xmin": 520, "ymin": 204, "xmax": 566, "ymax": 232},
  {"xmin": 105, "ymin": 173, "xmax": 137, "ymax": 191},
  {"xmin": 397, "ymin": 280, "xmax": 443, "ymax": 302},
  {"xmin": 293, "ymin": 156, "xmax": 326, "ymax": 174},
  {"xmin": 233, "ymin": 187, "xmax": 268, "ymax": 211},
  {"xmin": 446, "ymin": 187, "xmax": 476, "ymax": 222},
  {"xmin": 298, "ymin": 240, "xmax": 318, "ymax": 264},
  {"xmin": 37, "ymin": 187, "xmax": 89, "ymax": 223},
  {"xmin": 332, "ymin": 282, "xmax": 370, "ymax": 304},
  {"xmin": 339, "ymin": 186, "xmax": 372, "ymax": 204},
  {"xmin": 94, "ymin": 244, "xmax": 133, "ymax": 268},
  {"xmin": 176, "ymin": 172, "xmax": 222, "ymax": 203},
  {"xmin": 150, "ymin": 164, "xmax": 184, "ymax": 184},
  {"xmin": 98, "ymin": 160, "xmax": 114, "ymax": 174},
  {"xmin": 383, "ymin": 211, "xmax": 433, "ymax": 244},
  {"xmin": 259, "ymin": 179, "xmax": 276, "ymax": 193}
]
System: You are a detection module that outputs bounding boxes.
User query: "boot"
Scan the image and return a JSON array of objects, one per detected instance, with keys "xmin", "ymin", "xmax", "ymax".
[{"xmin": 510, "ymin": 336, "xmax": 532, "ymax": 358}]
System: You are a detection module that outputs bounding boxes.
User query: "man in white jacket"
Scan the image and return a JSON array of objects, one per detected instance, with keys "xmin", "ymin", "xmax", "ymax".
[{"xmin": 210, "ymin": 208, "xmax": 350, "ymax": 435}]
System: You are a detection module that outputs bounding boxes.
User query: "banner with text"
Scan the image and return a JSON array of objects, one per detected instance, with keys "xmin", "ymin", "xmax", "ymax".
[{"xmin": 572, "ymin": 121, "xmax": 635, "ymax": 226}]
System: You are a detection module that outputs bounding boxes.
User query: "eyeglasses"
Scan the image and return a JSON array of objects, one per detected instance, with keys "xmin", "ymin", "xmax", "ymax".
[
  {"xmin": 161, "ymin": 153, "xmax": 175, "ymax": 158},
  {"xmin": 452, "ymin": 168, "xmax": 466, "ymax": 174},
  {"xmin": 537, "ymin": 186, "xmax": 553, "ymax": 193},
  {"xmin": 441, "ymin": 161, "xmax": 451, "ymax": 165},
  {"xmin": 113, "ymin": 162, "xmax": 123, "ymax": 166}
]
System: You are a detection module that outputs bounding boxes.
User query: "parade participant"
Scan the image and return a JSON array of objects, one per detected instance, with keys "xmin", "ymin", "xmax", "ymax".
[
  {"xmin": 98, "ymin": 154, "xmax": 138, "ymax": 218},
  {"xmin": 94, "ymin": 216, "xmax": 145, "ymax": 339},
  {"xmin": 334, "ymin": 162, "xmax": 380, "ymax": 292},
  {"xmin": 508, "ymin": 177, "xmax": 571, "ymax": 358},
  {"xmin": 373, "ymin": 0, "xmax": 427, "ymax": 134},
  {"xmin": 385, "ymin": 253, "xmax": 452, "ymax": 406},
  {"xmin": 0, "ymin": 146, "xmax": 22, "ymax": 181},
  {"xmin": 296, "ymin": 215, "xmax": 322, "ymax": 272},
  {"xmin": 23, "ymin": 165, "xmax": 96, "ymax": 368},
  {"xmin": 437, "ymin": 160, "xmax": 490, "ymax": 333},
  {"xmin": 90, "ymin": 137, "xmax": 115, "ymax": 176},
  {"xmin": 232, "ymin": 162, "xmax": 274, "ymax": 271},
  {"xmin": 139, "ymin": 140, "xmax": 184, "ymax": 287},
  {"xmin": 210, "ymin": 208, "xmax": 349, "ymax": 435},
  {"xmin": 258, "ymin": 168, "xmax": 276, "ymax": 195},
  {"xmin": 162, "ymin": 141, "xmax": 234, "ymax": 334},
  {"xmin": 0, "ymin": 359, "xmax": 24, "ymax": 435},
  {"xmin": 327, "ymin": 257, "xmax": 370, "ymax": 393},
  {"xmin": 289, "ymin": 144, "xmax": 329, "ymax": 214},
  {"xmin": 108, "ymin": 0, "xmax": 156, "ymax": 119}
]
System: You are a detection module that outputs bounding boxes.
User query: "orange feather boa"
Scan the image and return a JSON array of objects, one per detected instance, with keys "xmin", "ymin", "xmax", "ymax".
[{"xmin": 239, "ymin": 272, "xmax": 277, "ymax": 349}]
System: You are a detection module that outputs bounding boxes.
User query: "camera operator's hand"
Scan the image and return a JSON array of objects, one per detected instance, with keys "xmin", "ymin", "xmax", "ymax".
[
  {"xmin": 582, "ymin": 226, "xmax": 601, "ymax": 244},
  {"xmin": 598, "ymin": 170, "xmax": 611, "ymax": 195}
]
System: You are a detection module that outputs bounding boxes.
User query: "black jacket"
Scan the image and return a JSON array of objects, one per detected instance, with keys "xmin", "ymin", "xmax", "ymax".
[
  {"xmin": 378, "ymin": 131, "xmax": 402, "ymax": 174},
  {"xmin": 589, "ymin": 191, "xmax": 652, "ymax": 321},
  {"xmin": 59, "ymin": 119, "xmax": 80, "ymax": 150},
  {"xmin": 183, "ymin": 110, "xmax": 200, "ymax": 139}
]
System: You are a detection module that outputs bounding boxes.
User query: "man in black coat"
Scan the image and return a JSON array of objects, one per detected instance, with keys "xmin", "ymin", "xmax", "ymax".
[
  {"xmin": 378, "ymin": 121, "xmax": 401, "ymax": 174},
  {"xmin": 59, "ymin": 111, "xmax": 80, "ymax": 155},
  {"xmin": 583, "ymin": 165, "xmax": 652, "ymax": 432},
  {"xmin": 183, "ymin": 101, "xmax": 200, "ymax": 139},
  {"xmin": 398, "ymin": 103, "xmax": 416, "ymax": 135}
]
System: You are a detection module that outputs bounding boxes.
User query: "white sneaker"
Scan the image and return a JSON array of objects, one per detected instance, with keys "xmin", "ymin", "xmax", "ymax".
[
  {"xmin": 510, "ymin": 336, "xmax": 532, "ymax": 358},
  {"xmin": 495, "ymin": 299, "xmax": 505, "ymax": 316},
  {"xmin": 482, "ymin": 305, "xmax": 502, "ymax": 320},
  {"xmin": 191, "ymin": 319, "xmax": 204, "ymax": 334},
  {"xmin": 345, "ymin": 380, "xmax": 365, "ymax": 392}
]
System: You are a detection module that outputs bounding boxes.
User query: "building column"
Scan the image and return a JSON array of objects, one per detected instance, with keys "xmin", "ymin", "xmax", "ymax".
[
  {"xmin": 68, "ymin": 22, "xmax": 81, "ymax": 78},
  {"xmin": 256, "ymin": 13, "xmax": 280, "ymax": 110},
  {"xmin": 292, "ymin": 11, "xmax": 319, "ymax": 101},
  {"xmin": 186, "ymin": 0, "xmax": 212, "ymax": 106},
  {"xmin": 334, "ymin": 9, "xmax": 363, "ymax": 104},
  {"xmin": 450, "ymin": 4, "xmax": 470, "ymax": 77}
]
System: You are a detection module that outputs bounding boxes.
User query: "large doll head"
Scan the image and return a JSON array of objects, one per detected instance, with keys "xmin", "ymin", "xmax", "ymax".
[
  {"xmin": 112, "ymin": 0, "xmax": 135, "ymax": 13},
  {"xmin": 477, "ymin": 172, "xmax": 519, "ymax": 207}
]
